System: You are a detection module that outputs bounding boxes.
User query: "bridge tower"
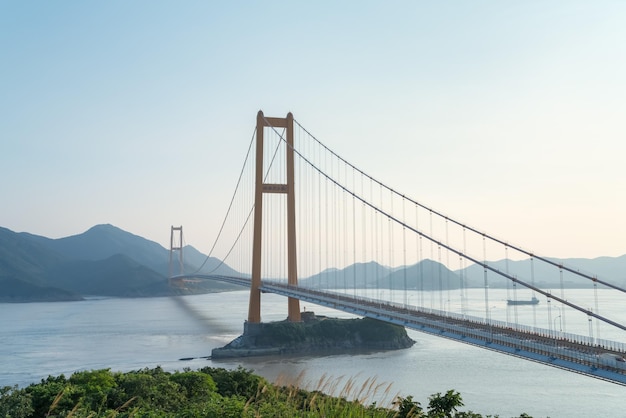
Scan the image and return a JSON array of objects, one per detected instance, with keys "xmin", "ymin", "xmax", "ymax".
[
  {"xmin": 248, "ymin": 111, "xmax": 301, "ymax": 323},
  {"xmin": 169, "ymin": 225, "xmax": 184, "ymax": 277}
]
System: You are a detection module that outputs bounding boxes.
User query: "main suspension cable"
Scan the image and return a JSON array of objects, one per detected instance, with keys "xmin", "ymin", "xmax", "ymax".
[{"xmin": 293, "ymin": 119, "xmax": 626, "ymax": 294}]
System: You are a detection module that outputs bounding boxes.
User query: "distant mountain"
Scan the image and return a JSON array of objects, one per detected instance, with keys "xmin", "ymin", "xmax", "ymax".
[
  {"xmin": 300, "ymin": 259, "xmax": 462, "ymax": 291},
  {"xmin": 22, "ymin": 224, "xmax": 169, "ymax": 273},
  {"xmin": 300, "ymin": 255, "xmax": 625, "ymax": 292},
  {"xmin": 0, "ymin": 227, "xmax": 80, "ymax": 302},
  {"xmin": 46, "ymin": 254, "xmax": 169, "ymax": 297},
  {"xmin": 0, "ymin": 227, "xmax": 65, "ymax": 287},
  {"xmin": 2, "ymin": 223, "xmax": 624, "ymax": 302},
  {"xmin": 0, "ymin": 224, "xmax": 241, "ymax": 302},
  {"xmin": 549, "ymin": 255, "xmax": 626, "ymax": 286},
  {"xmin": 383, "ymin": 259, "xmax": 462, "ymax": 291},
  {"xmin": 458, "ymin": 256, "xmax": 626, "ymax": 289},
  {"xmin": 300, "ymin": 261, "xmax": 391, "ymax": 288}
]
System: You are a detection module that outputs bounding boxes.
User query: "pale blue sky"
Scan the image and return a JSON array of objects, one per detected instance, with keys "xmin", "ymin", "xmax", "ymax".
[{"xmin": 2, "ymin": 1, "xmax": 625, "ymax": 259}]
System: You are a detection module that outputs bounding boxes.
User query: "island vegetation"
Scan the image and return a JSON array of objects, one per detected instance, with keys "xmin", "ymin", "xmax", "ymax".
[
  {"xmin": 212, "ymin": 314, "xmax": 415, "ymax": 358},
  {"xmin": 0, "ymin": 367, "xmax": 533, "ymax": 417}
]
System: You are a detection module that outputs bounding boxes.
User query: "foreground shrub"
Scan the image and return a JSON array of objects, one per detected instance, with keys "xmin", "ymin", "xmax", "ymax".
[{"xmin": 0, "ymin": 367, "xmax": 533, "ymax": 417}]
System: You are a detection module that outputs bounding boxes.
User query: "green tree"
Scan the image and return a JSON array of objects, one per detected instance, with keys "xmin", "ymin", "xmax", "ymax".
[
  {"xmin": 170, "ymin": 370, "xmax": 217, "ymax": 400},
  {"xmin": 427, "ymin": 389, "xmax": 464, "ymax": 418},
  {"xmin": 23, "ymin": 374, "xmax": 82, "ymax": 417},
  {"xmin": 69, "ymin": 369, "xmax": 117, "ymax": 412},
  {"xmin": 0, "ymin": 385, "xmax": 33, "ymax": 418},
  {"xmin": 114, "ymin": 367, "xmax": 185, "ymax": 412},
  {"xmin": 393, "ymin": 395, "xmax": 424, "ymax": 417},
  {"xmin": 200, "ymin": 366, "xmax": 264, "ymax": 399}
]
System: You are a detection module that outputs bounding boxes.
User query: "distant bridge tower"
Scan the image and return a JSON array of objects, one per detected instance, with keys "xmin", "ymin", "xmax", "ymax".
[
  {"xmin": 169, "ymin": 225, "xmax": 184, "ymax": 277},
  {"xmin": 248, "ymin": 111, "xmax": 301, "ymax": 323}
]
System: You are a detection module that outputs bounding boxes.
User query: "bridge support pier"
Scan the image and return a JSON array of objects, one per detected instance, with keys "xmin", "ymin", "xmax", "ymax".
[{"xmin": 248, "ymin": 111, "xmax": 301, "ymax": 323}]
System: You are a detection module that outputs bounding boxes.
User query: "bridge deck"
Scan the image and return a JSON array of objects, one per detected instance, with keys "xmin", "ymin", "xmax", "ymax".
[
  {"xmin": 170, "ymin": 274, "xmax": 626, "ymax": 385},
  {"xmin": 261, "ymin": 281, "xmax": 626, "ymax": 386}
]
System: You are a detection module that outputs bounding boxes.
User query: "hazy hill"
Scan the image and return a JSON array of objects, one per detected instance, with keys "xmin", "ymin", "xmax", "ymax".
[
  {"xmin": 22, "ymin": 224, "xmax": 169, "ymax": 273},
  {"xmin": 551, "ymin": 255, "xmax": 626, "ymax": 286},
  {"xmin": 23, "ymin": 224, "xmax": 240, "ymax": 278},
  {"xmin": 46, "ymin": 254, "xmax": 170, "ymax": 297},
  {"xmin": 301, "ymin": 256, "xmax": 625, "ymax": 292},
  {"xmin": 383, "ymin": 259, "xmax": 462, "ymax": 290},
  {"xmin": 0, "ymin": 224, "xmax": 241, "ymax": 302},
  {"xmin": 458, "ymin": 256, "xmax": 626, "ymax": 289},
  {"xmin": 0, "ymin": 227, "xmax": 66, "ymax": 286},
  {"xmin": 2, "ymin": 223, "xmax": 624, "ymax": 302},
  {"xmin": 300, "ymin": 259, "xmax": 462, "ymax": 291},
  {"xmin": 300, "ymin": 261, "xmax": 391, "ymax": 288},
  {"xmin": 0, "ymin": 227, "xmax": 81, "ymax": 302}
]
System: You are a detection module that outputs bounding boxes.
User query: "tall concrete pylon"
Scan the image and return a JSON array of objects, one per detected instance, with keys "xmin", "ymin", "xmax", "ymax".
[
  {"xmin": 169, "ymin": 225, "xmax": 184, "ymax": 277},
  {"xmin": 247, "ymin": 111, "xmax": 301, "ymax": 323}
]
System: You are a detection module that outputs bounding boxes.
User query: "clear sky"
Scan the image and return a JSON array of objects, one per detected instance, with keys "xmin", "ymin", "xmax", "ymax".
[{"xmin": 2, "ymin": 1, "xmax": 625, "ymax": 259}]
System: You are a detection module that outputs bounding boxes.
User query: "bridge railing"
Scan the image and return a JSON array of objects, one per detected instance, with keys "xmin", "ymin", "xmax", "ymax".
[
  {"xmin": 287, "ymin": 283, "xmax": 626, "ymax": 354},
  {"xmin": 261, "ymin": 281, "xmax": 626, "ymax": 382}
]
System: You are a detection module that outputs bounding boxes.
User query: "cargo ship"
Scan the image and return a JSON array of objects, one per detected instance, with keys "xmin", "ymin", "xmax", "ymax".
[{"xmin": 507, "ymin": 296, "xmax": 539, "ymax": 305}]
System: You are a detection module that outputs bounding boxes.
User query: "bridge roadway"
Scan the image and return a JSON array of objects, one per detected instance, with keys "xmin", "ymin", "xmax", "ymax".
[{"xmin": 170, "ymin": 274, "xmax": 626, "ymax": 385}]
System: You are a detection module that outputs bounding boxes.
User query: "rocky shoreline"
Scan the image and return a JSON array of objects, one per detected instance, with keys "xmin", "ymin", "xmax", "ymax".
[{"xmin": 212, "ymin": 311, "xmax": 415, "ymax": 359}]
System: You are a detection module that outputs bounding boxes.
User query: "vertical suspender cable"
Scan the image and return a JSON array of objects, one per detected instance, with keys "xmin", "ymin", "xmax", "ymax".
[
  {"xmin": 559, "ymin": 266, "xmax": 567, "ymax": 333},
  {"xmin": 372, "ymin": 177, "xmax": 377, "ymax": 299},
  {"xmin": 389, "ymin": 189, "xmax": 394, "ymax": 303},
  {"xmin": 352, "ymin": 167, "xmax": 357, "ymax": 297},
  {"xmin": 430, "ymin": 211, "xmax": 434, "ymax": 309},
  {"xmin": 593, "ymin": 278, "xmax": 600, "ymax": 341},
  {"xmin": 531, "ymin": 256, "xmax": 537, "ymax": 328},
  {"xmin": 379, "ymin": 184, "xmax": 384, "ymax": 300},
  {"xmin": 461, "ymin": 227, "xmax": 467, "ymax": 316},
  {"xmin": 438, "ymin": 243, "xmax": 443, "ymax": 311},
  {"xmin": 343, "ymin": 160, "xmax": 348, "ymax": 292},
  {"xmin": 317, "ymin": 141, "xmax": 322, "ymax": 289},
  {"xmin": 333, "ymin": 157, "xmax": 339, "ymax": 290},
  {"xmin": 419, "ymin": 234, "xmax": 424, "ymax": 308},
  {"xmin": 325, "ymin": 150, "xmax": 329, "ymax": 288},
  {"xmin": 505, "ymin": 246, "xmax": 511, "ymax": 325},
  {"xmin": 297, "ymin": 126, "xmax": 303, "ymax": 282},
  {"xmin": 414, "ymin": 203, "xmax": 419, "ymax": 308},
  {"xmin": 330, "ymin": 152, "xmax": 335, "ymax": 288},
  {"xmin": 368, "ymin": 179, "xmax": 378, "ymax": 298},
  {"xmin": 458, "ymin": 252, "xmax": 464, "ymax": 317},
  {"xmin": 403, "ymin": 197, "xmax": 407, "ymax": 307},
  {"xmin": 362, "ymin": 172, "xmax": 367, "ymax": 294},
  {"xmin": 512, "ymin": 251, "xmax": 519, "ymax": 324},
  {"xmin": 547, "ymin": 293, "xmax": 553, "ymax": 334},
  {"xmin": 483, "ymin": 235, "xmax": 490, "ymax": 324},
  {"xmin": 445, "ymin": 218, "xmax": 450, "ymax": 312}
]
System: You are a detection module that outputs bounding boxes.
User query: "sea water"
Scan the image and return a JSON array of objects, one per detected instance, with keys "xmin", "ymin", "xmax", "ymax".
[{"xmin": 1, "ymin": 289, "xmax": 625, "ymax": 418}]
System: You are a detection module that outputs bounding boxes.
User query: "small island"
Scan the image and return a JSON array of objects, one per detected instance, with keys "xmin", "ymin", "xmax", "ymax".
[{"xmin": 212, "ymin": 311, "xmax": 415, "ymax": 358}]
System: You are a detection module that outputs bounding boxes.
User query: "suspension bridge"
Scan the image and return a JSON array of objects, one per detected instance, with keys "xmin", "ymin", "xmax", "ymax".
[{"xmin": 169, "ymin": 111, "xmax": 626, "ymax": 386}]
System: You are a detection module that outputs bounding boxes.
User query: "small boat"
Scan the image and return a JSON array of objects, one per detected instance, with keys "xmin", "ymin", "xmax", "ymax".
[{"xmin": 507, "ymin": 296, "xmax": 539, "ymax": 306}]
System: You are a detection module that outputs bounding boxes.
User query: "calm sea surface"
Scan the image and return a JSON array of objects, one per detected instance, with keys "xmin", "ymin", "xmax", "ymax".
[{"xmin": 1, "ymin": 289, "xmax": 625, "ymax": 417}]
